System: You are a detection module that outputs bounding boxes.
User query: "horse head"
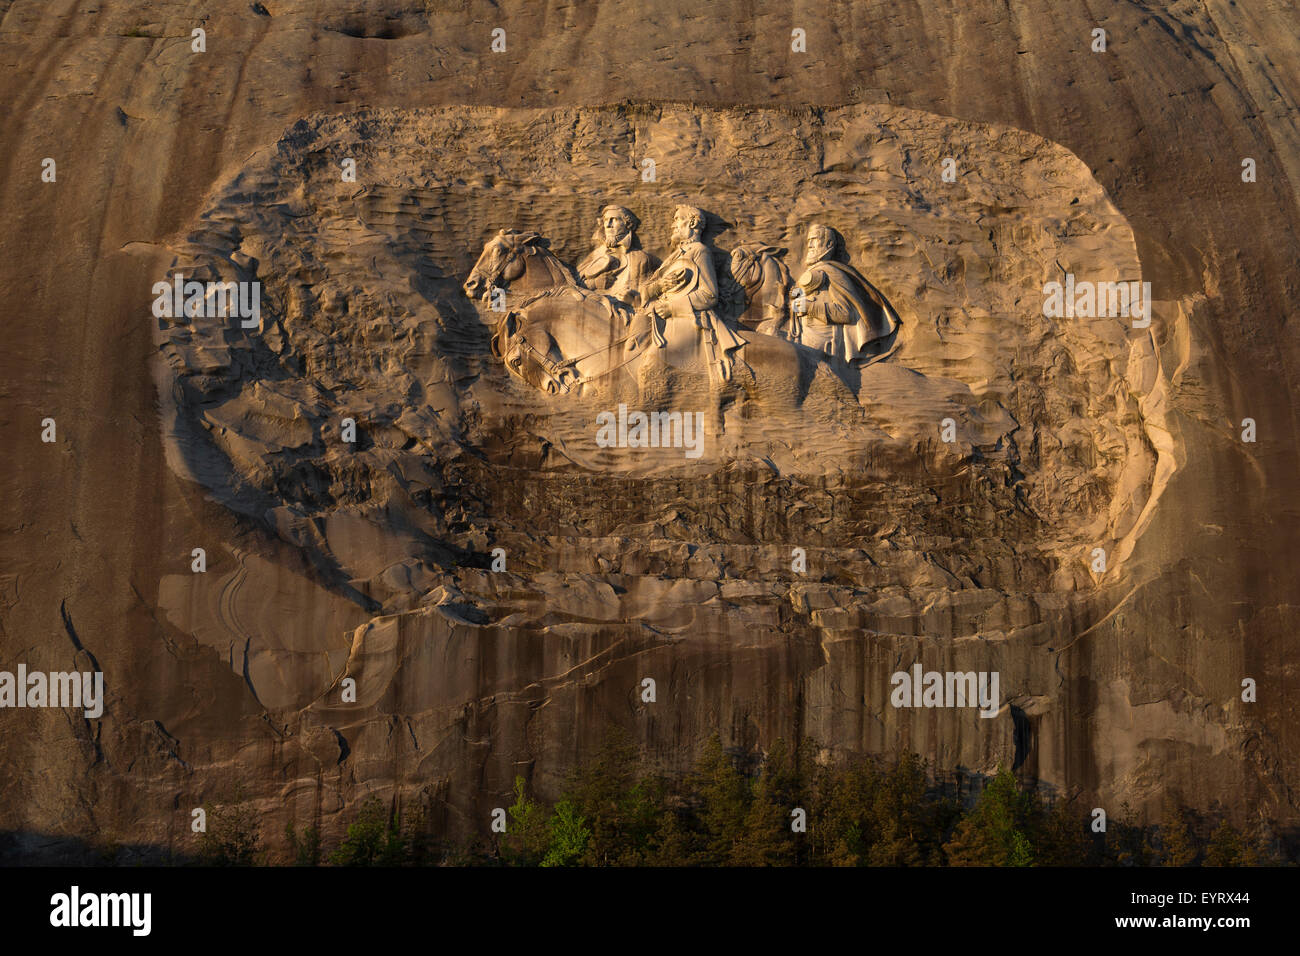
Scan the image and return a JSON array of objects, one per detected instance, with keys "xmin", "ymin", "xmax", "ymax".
[
  {"xmin": 490, "ymin": 310, "xmax": 577, "ymax": 395},
  {"xmin": 464, "ymin": 229, "xmax": 561, "ymax": 301},
  {"xmin": 730, "ymin": 244, "xmax": 789, "ymax": 296},
  {"xmin": 729, "ymin": 244, "xmax": 792, "ymax": 331}
]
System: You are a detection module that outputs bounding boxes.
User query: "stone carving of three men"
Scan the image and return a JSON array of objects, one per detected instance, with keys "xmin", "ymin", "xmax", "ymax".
[{"xmin": 576, "ymin": 203, "xmax": 898, "ymax": 383}]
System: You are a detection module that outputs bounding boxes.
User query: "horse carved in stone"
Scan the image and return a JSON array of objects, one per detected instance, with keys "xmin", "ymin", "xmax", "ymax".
[
  {"xmin": 730, "ymin": 243, "xmax": 793, "ymax": 335},
  {"xmin": 464, "ymin": 228, "xmax": 847, "ymax": 411},
  {"xmin": 465, "ymin": 229, "xmax": 645, "ymax": 394}
]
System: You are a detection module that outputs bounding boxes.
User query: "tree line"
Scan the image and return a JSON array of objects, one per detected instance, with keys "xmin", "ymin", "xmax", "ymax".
[{"xmin": 195, "ymin": 731, "xmax": 1287, "ymax": 867}]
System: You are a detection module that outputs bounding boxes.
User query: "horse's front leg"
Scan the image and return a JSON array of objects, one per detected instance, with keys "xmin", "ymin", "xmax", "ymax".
[{"xmin": 536, "ymin": 329, "xmax": 583, "ymax": 392}]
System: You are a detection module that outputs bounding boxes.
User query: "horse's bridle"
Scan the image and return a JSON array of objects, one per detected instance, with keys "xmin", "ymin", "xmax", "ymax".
[
  {"xmin": 479, "ymin": 237, "xmax": 662, "ymax": 393},
  {"xmin": 505, "ymin": 311, "xmax": 652, "ymax": 394},
  {"xmin": 469, "ymin": 238, "xmax": 518, "ymax": 298}
]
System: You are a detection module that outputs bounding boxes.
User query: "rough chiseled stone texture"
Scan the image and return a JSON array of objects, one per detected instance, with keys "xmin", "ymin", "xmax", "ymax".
[{"xmin": 0, "ymin": 0, "xmax": 1297, "ymax": 859}]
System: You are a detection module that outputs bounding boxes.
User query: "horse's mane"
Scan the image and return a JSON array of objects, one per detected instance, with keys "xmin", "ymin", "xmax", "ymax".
[
  {"xmin": 731, "ymin": 244, "xmax": 790, "ymax": 287},
  {"xmin": 514, "ymin": 240, "xmax": 579, "ymax": 288},
  {"xmin": 517, "ymin": 281, "xmax": 630, "ymax": 328}
]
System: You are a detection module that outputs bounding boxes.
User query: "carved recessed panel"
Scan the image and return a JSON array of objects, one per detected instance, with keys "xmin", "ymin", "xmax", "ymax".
[{"xmin": 153, "ymin": 104, "xmax": 1176, "ymax": 680}]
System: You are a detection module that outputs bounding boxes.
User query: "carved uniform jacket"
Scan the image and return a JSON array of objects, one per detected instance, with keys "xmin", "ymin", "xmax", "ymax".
[
  {"xmin": 650, "ymin": 239, "xmax": 746, "ymax": 379},
  {"xmin": 576, "ymin": 242, "xmax": 657, "ymax": 307},
  {"xmin": 795, "ymin": 258, "xmax": 899, "ymax": 365}
]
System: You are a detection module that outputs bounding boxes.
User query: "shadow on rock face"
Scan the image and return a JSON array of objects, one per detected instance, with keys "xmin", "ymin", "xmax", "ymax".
[{"xmin": 147, "ymin": 102, "xmax": 1180, "ymax": 832}]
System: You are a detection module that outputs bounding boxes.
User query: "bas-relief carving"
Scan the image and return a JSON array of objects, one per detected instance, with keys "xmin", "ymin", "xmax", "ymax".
[
  {"xmin": 792, "ymin": 224, "xmax": 899, "ymax": 366},
  {"xmin": 464, "ymin": 206, "xmax": 900, "ymax": 400},
  {"xmin": 576, "ymin": 205, "xmax": 658, "ymax": 308}
]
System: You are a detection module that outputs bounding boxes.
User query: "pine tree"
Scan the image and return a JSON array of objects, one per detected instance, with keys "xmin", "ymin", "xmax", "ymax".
[
  {"xmin": 197, "ymin": 789, "xmax": 263, "ymax": 866},
  {"xmin": 1158, "ymin": 797, "xmax": 1198, "ymax": 867},
  {"xmin": 567, "ymin": 728, "xmax": 661, "ymax": 865},
  {"xmin": 1039, "ymin": 797, "xmax": 1092, "ymax": 865},
  {"xmin": 1105, "ymin": 803, "xmax": 1155, "ymax": 867},
  {"xmin": 943, "ymin": 766, "xmax": 1038, "ymax": 866},
  {"xmin": 1204, "ymin": 820, "xmax": 1243, "ymax": 867},
  {"xmin": 731, "ymin": 742, "xmax": 797, "ymax": 866},
  {"xmin": 285, "ymin": 822, "xmax": 321, "ymax": 866},
  {"xmin": 694, "ymin": 734, "xmax": 749, "ymax": 865},
  {"xmin": 401, "ymin": 801, "xmax": 434, "ymax": 866},
  {"xmin": 1237, "ymin": 819, "xmax": 1278, "ymax": 866},
  {"xmin": 646, "ymin": 808, "xmax": 700, "ymax": 866},
  {"xmin": 808, "ymin": 758, "xmax": 873, "ymax": 866},
  {"xmin": 868, "ymin": 752, "xmax": 931, "ymax": 866}
]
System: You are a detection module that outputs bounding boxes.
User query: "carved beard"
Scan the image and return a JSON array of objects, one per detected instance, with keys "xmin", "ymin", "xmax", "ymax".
[{"xmin": 805, "ymin": 241, "xmax": 832, "ymax": 265}]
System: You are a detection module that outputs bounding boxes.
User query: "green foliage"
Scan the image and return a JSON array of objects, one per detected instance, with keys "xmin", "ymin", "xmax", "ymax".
[
  {"xmin": 1105, "ymin": 803, "xmax": 1155, "ymax": 866},
  {"xmin": 1237, "ymin": 821, "xmax": 1279, "ymax": 866},
  {"xmin": 564, "ymin": 729, "xmax": 663, "ymax": 865},
  {"xmin": 329, "ymin": 796, "xmax": 409, "ymax": 866},
  {"xmin": 1158, "ymin": 797, "xmax": 1199, "ymax": 867},
  {"xmin": 541, "ymin": 800, "xmax": 590, "ymax": 867},
  {"xmin": 867, "ymin": 752, "xmax": 934, "ymax": 865},
  {"xmin": 502, "ymin": 776, "xmax": 550, "ymax": 866},
  {"xmin": 694, "ymin": 734, "xmax": 749, "ymax": 865},
  {"xmin": 731, "ymin": 742, "xmax": 797, "ymax": 866},
  {"xmin": 943, "ymin": 767, "xmax": 1040, "ymax": 866},
  {"xmin": 197, "ymin": 794, "xmax": 263, "ymax": 866},
  {"xmin": 279, "ymin": 732, "xmax": 1288, "ymax": 868},
  {"xmin": 808, "ymin": 757, "xmax": 878, "ymax": 865},
  {"xmin": 285, "ymin": 822, "xmax": 321, "ymax": 867},
  {"xmin": 1204, "ymin": 820, "xmax": 1243, "ymax": 867},
  {"xmin": 1038, "ymin": 797, "xmax": 1094, "ymax": 865},
  {"xmin": 645, "ymin": 808, "xmax": 699, "ymax": 866}
]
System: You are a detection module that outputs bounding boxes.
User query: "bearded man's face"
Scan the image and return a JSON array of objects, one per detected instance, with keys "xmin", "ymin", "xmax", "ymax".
[
  {"xmin": 603, "ymin": 215, "xmax": 629, "ymax": 246},
  {"xmin": 805, "ymin": 227, "xmax": 833, "ymax": 264},
  {"xmin": 671, "ymin": 211, "xmax": 693, "ymax": 242}
]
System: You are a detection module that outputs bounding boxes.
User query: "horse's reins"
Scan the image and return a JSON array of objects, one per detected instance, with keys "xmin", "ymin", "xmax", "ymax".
[
  {"xmin": 490, "ymin": 241, "xmax": 732, "ymax": 392},
  {"xmin": 512, "ymin": 313, "xmax": 652, "ymax": 393}
]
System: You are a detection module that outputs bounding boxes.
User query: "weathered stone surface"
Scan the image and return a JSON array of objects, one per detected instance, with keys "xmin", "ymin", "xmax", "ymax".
[{"xmin": 0, "ymin": 0, "xmax": 1297, "ymax": 859}]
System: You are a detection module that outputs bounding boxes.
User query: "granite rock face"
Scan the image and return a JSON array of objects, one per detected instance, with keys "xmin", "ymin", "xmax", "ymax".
[{"xmin": 0, "ymin": 0, "xmax": 1297, "ymax": 858}]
